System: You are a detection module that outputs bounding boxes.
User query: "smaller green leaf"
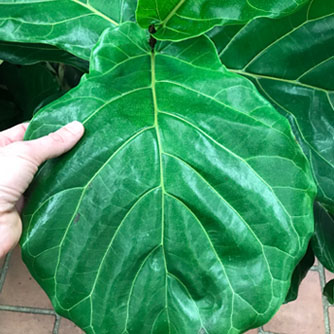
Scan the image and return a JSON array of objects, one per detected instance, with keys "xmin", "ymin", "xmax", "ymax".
[
  {"xmin": 0, "ymin": 0, "xmax": 137, "ymax": 59},
  {"xmin": 324, "ymin": 279, "xmax": 334, "ymax": 304},
  {"xmin": 284, "ymin": 243, "xmax": 314, "ymax": 303},
  {"xmin": 0, "ymin": 41, "xmax": 88, "ymax": 72},
  {"xmin": 136, "ymin": 0, "xmax": 309, "ymax": 41},
  {"xmin": 312, "ymin": 202, "xmax": 334, "ymax": 272}
]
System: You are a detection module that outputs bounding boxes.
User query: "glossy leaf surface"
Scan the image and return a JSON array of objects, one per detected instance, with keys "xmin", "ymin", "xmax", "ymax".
[
  {"xmin": 312, "ymin": 202, "xmax": 334, "ymax": 272},
  {"xmin": 0, "ymin": 41, "xmax": 88, "ymax": 72},
  {"xmin": 136, "ymin": 0, "xmax": 308, "ymax": 41},
  {"xmin": 22, "ymin": 22, "xmax": 316, "ymax": 333},
  {"xmin": 210, "ymin": 0, "xmax": 334, "ymax": 211},
  {"xmin": 0, "ymin": 0, "xmax": 137, "ymax": 60}
]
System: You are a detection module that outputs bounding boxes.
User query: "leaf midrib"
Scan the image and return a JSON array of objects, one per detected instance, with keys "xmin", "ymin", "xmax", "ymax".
[
  {"xmin": 71, "ymin": 0, "xmax": 119, "ymax": 26},
  {"xmin": 161, "ymin": 0, "xmax": 186, "ymax": 28},
  {"xmin": 221, "ymin": 12, "xmax": 334, "ymax": 94},
  {"xmin": 149, "ymin": 50, "xmax": 284, "ymax": 322},
  {"xmin": 229, "ymin": 69, "xmax": 334, "ymax": 93},
  {"xmin": 150, "ymin": 49, "xmax": 171, "ymax": 333},
  {"xmin": 0, "ymin": 0, "xmax": 120, "ymax": 26},
  {"xmin": 220, "ymin": 12, "xmax": 334, "ymax": 69}
]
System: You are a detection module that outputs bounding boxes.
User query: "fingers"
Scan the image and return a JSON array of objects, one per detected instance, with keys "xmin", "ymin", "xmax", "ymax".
[
  {"xmin": 0, "ymin": 123, "xmax": 29, "ymax": 147},
  {"xmin": 23, "ymin": 121, "xmax": 85, "ymax": 165}
]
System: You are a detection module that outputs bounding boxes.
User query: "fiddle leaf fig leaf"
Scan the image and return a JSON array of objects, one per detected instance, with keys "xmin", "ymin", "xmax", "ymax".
[
  {"xmin": 284, "ymin": 243, "xmax": 314, "ymax": 303},
  {"xmin": 209, "ymin": 0, "xmax": 334, "ymax": 211},
  {"xmin": 136, "ymin": 0, "xmax": 309, "ymax": 41},
  {"xmin": 22, "ymin": 22, "xmax": 316, "ymax": 333},
  {"xmin": 324, "ymin": 279, "xmax": 334, "ymax": 304},
  {"xmin": 0, "ymin": 0, "xmax": 137, "ymax": 60},
  {"xmin": 0, "ymin": 41, "xmax": 88, "ymax": 72},
  {"xmin": 312, "ymin": 202, "xmax": 334, "ymax": 272}
]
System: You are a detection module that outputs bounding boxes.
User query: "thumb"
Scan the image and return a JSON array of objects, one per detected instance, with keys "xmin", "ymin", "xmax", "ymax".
[{"xmin": 24, "ymin": 121, "xmax": 85, "ymax": 165}]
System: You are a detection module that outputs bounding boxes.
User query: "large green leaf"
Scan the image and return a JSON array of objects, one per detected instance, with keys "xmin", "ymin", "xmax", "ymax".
[
  {"xmin": 209, "ymin": 0, "xmax": 334, "ymax": 212},
  {"xmin": 0, "ymin": 0, "xmax": 137, "ymax": 60},
  {"xmin": 136, "ymin": 0, "xmax": 309, "ymax": 41},
  {"xmin": 0, "ymin": 41, "xmax": 88, "ymax": 72},
  {"xmin": 22, "ymin": 22, "xmax": 315, "ymax": 333}
]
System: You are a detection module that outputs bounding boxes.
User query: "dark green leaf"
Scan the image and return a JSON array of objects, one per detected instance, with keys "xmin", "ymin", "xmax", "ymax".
[
  {"xmin": 210, "ymin": 0, "xmax": 334, "ymax": 211},
  {"xmin": 312, "ymin": 202, "xmax": 334, "ymax": 272},
  {"xmin": 0, "ymin": 0, "xmax": 137, "ymax": 60},
  {"xmin": 0, "ymin": 41, "xmax": 88, "ymax": 72},
  {"xmin": 22, "ymin": 22, "xmax": 316, "ymax": 333},
  {"xmin": 136, "ymin": 0, "xmax": 309, "ymax": 41},
  {"xmin": 324, "ymin": 279, "xmax": 334, "ymax": 304},
  {"xmin": 0, "ymin": 62, "xmax": 60, "ymax": 119},
  {"xmin": 0, "ymin": 87, "xmax": 21, "ymax": 130},
  {"xmin": 284, "ymin": 243, "xmax": 314, "ymax": 303},
  {"xmin": 61, "ymin": 65, "xmax": 86, "ymax": 88}
]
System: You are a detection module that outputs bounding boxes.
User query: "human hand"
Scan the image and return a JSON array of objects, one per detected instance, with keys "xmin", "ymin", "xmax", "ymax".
[{"xmin": 0, "ymin": 121, "xmax": 85, "ymax": 258}]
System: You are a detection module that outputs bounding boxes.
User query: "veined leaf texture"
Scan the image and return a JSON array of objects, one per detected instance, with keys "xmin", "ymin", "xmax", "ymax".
[
  {"xmin": 0, "ymin": 0, "xmax": 308, "ymax": 58},
  {"xmin": 22, "ymin": 22, "xmax": 316, "ymax": 333},
  {"xmin": 209, "ymin": 0, "xmax": 334, "ymax": 284},
  {"xmin": 210, "ymin": 0, "xmax": 334, "ymax": 211},
  {"xmin": 136, "ymin": 0, "xmax": 309, "ymax": 40},
  {"xmin": 0, "ymin": 0, "xmax": 137, "ymax": 59}
]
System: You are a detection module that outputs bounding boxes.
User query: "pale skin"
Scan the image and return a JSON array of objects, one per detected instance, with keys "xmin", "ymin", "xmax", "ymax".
[{"xmin": 0, "ymin": 121, "xmax": 85, "ymax": 258}]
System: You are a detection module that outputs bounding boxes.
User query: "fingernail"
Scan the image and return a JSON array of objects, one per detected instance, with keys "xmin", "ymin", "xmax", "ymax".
[{"xmin": 66, "ymin": 121, "xmax": 84, "ymax": 135}]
